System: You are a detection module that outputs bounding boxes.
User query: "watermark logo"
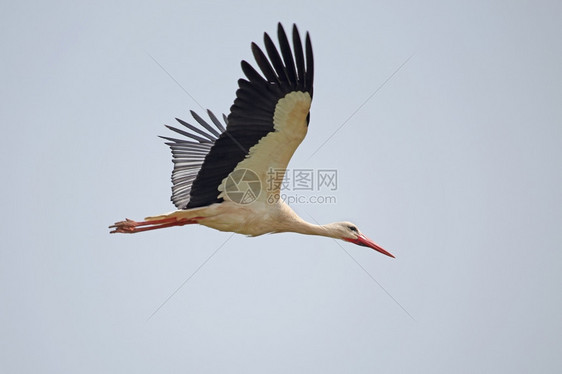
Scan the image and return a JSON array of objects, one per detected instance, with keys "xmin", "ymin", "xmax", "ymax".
[
  {"xmin": 224, "ymin": 167, "xmax": 338, "ymax": 205},
  {"xmin": 224, "ymin": 168, "xmax": 261, "ymax": 204},
  {"xmin": 266, "ymin": 168, "xmax": 338, "ymax": 192},
  {"xmin": 266, "ymin": 168, "xmax": 338, "ymax": 205}
]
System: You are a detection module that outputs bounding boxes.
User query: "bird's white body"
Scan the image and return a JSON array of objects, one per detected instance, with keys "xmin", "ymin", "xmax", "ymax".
[{"xmin": 146, "ymin": 199, "xmax": 325, "ymax": 237}]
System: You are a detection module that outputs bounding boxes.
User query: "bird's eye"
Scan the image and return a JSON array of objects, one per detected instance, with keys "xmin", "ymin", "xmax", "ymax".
[{"xmin": 348, "ymin": 225, "xmax": 358, "ymax": 232}]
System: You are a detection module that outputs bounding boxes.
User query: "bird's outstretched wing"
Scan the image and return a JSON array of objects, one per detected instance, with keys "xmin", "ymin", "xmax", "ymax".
[
  {"xmin": 164, "ymin": 23, "xmax": 314, "ymax": 209},
  {"xmin": 161, "ymin": 110, "xmax": 227, "ymax": 209}
]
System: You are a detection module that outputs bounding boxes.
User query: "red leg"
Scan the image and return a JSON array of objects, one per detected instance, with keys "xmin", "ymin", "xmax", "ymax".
[{"xmin": 109, "ymin": 217, "xmax": 200, "ymax": 234}]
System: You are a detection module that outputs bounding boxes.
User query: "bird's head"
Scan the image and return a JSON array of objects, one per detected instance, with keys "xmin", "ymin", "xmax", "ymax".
[{"xmin": 331, "ymin": 222, "xmax": 395, "ymax": 258}]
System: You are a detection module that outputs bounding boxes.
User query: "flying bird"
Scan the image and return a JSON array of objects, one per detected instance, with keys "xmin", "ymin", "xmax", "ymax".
[{"xmin": 110, "ymin": 23, "xmax": 394, "ymax": 258}]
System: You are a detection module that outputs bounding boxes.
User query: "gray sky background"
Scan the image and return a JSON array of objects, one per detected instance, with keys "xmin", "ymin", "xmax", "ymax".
[{"xmin": 2, "ymin": 1, "xmax": 561, "ymax": 373}]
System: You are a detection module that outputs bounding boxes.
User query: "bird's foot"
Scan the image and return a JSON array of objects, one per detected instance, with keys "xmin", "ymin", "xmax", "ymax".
[{"xmin": 109, "ymin": 217, "xmax": 196, "ymax": 234}]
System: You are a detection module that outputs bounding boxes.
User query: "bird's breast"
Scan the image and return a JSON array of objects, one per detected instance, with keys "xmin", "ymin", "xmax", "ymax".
[{"xmin": 197, "ymin": 201, "xmax": 283, "ymax": 237}]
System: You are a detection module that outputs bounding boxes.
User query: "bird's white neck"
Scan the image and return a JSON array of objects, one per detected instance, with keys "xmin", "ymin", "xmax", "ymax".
[
  {"xmin": 273, "ymin": 204, "xmax": 338, "ymax": 239},
  {"xmin": 287, "ymin": 219, "xmax": 332, "ymax": 237}
]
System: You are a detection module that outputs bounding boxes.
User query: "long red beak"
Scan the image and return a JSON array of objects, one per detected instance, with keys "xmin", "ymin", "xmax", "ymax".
[{"xmin": 346, "ymin": 234, "xmax": 395, "ymax": 258}]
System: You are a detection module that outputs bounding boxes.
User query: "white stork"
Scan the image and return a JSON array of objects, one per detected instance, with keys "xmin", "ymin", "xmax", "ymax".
[{"xmin": 110, "ymin": 23, "xmax": 394, "ymax": 258}]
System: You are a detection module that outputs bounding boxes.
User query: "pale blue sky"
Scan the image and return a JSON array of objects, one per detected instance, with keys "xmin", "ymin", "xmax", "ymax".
[{"xmin": 1, "ymin": 1, "xmax": 561, "ymax": 373}]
